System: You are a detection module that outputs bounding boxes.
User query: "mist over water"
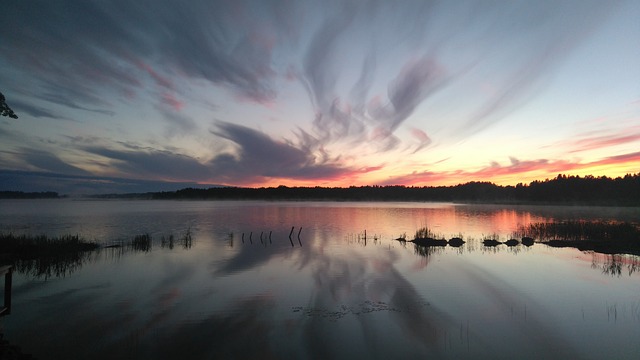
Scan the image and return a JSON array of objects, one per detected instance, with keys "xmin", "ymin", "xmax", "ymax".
[{"xmin": 0, "ymin": 200, "xmax": 638, "ymax": 359}]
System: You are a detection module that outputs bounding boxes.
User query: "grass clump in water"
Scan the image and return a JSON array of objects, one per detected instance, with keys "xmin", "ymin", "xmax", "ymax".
[
  {"xmin": 131, "ymin": 233, "xmax": 152, "ymax": 252},
  {"xmin": 516, "ymin": 221, "xmax": 640, "ymax": 255},
  {"xmin": 0, "ymin": 233, "xmax": 100, "ymax": 278},
  {"xmin": 0, "ymin": 233, "xmax": 99, "ymax": 256},
  {"xmin": 411, "ymin": 226, "xmax": 447, "ymax": 246}
]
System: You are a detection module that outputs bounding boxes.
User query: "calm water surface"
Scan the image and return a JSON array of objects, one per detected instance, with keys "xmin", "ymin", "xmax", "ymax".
[{"xmin": 0, "ymin": 199, "xmax": 638, "ymax": 359}]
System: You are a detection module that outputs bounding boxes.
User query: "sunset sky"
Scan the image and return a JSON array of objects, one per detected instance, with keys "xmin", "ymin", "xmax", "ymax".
[{"xmin": 1, "ymin": 0, "xmax": 639, "ymax": 194}]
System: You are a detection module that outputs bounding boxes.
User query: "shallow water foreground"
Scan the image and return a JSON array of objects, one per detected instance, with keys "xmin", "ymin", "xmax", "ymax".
[{"xmin": 0, "ymin": 200, "xmax": 639, "ymax": 359}]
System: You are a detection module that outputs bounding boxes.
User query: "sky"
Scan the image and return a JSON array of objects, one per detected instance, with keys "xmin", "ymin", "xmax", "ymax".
[{"xmin": 1, "ymin": 0, "xmax": 639, "ymax": 194}]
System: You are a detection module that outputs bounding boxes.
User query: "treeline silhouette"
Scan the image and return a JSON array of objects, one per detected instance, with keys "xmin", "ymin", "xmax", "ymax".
[
  {"xmin": 0, "ymin": 191, "xmax": 60, "ymax": 199},
  {"xmin": 140, "ymin": 173, "xmax": 640, "ymax": 205}
]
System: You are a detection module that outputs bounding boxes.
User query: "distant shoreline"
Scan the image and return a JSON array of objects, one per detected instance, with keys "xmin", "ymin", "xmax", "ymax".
[{"xmin": 3, "ymin": 173, "xmax": 639, "ymax": 206}]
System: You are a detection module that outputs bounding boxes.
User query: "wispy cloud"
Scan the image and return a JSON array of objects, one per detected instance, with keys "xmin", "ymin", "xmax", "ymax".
[
  {"xmin": 0, "ymin": 170, "xmax": 206, "ymax": 194},
  {"xmin": 568, "ymin": 130, "xmax": 640, "ymax": 153},
  {"xmin": 382, "ymin": 151, "xmax": 640, "ymax": 186},
  {"xmin": 0, "ymin": 0, "xmax": 286, "ymax": 114},
  {"xmin": 457, "ymin": 1, "xmax": 618, "ymax": 136},
  {"xmin": 0, "ymin": 0, "xmax": 631, "ymax": 189},
  {"xmin": 18, "ymin": 148, "xmax": 92, "ymax": 176},
  {"xmin": 10, "ymin": 100, "xmax": 68, "ymax": 120},
  {"xmin": 82, "ymin": 146, "xmax": 212, "ymax": 182}
]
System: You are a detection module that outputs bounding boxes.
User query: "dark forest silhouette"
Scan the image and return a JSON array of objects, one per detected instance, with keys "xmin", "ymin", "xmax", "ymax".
[
  {"xmin": 114, "ymin": 173, "xmax": 640, "ymax": 206},
  {"xmin": 0, "ymin": 191, "xmax": 60, "ymax": 199}
]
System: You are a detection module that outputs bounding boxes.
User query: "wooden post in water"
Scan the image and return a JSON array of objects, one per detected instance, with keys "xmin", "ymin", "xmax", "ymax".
[
  {"xmin": 0, "ymin": 265, "xmax": 12, "ymax": 316},
  {"xmin": 289, "ymin": 226, "xmax": 295, "ymax": 247},
  {"xmin": 269, "ymin": 231, "xmax": 272, "ymax": 244},
  {"xmin": 249, "ymin": 232, "xmax": 253, "ymax": 244},
  {"xmin": 298, "ymin": 227, "xmax": 302, "ymax": 246}
]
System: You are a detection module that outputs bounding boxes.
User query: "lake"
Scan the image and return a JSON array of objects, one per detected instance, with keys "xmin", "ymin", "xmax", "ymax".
[{"xmin": 0, "ymin": 199, "xmax": 639, "ymax": 359}]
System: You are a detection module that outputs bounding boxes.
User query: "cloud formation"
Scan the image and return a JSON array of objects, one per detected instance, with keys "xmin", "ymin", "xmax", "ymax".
[
  {"xmin": 0, "ymin": 0, "xmax": 636, "ymax": 191},
  {"xmin": 381, "ymin": 151, "xmax": 640, "ymax": 186},
  {"xmin": 208, "ymin": 122, "xmax": 356, "ymax": 185}
]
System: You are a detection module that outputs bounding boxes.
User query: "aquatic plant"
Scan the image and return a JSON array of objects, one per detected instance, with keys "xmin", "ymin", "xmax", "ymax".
[
  {"xmin": 0, "ymin": 233, "xmax": 99, "ymax": 279},
  {"xmin": 413, "ymin": 226, "xmax": 438, "ymax": 240},
  {"xmin": 161, "ymin": 234, "xmax": 175, "ymax": 249},
  {"xmin": 131, "ymin": 233, "xmax": 152, "ymax": 252},
  {"xmin": 516, "ymin": 220, "xmax": 639, "ymax": 242},
  {"xmin": 410, "ymin": 226, "xmax": 447, "ymax": 246},
  {"xmin": 0, "ymin": 233, "xmax": 99, "ymax": 255},
  {"xmin": 159, "ymin": 229, "xmax": 193, "ymax": 249},
  {"xmin": 181, "ymin": 228, "xmax": 193, "ymax": 249}
]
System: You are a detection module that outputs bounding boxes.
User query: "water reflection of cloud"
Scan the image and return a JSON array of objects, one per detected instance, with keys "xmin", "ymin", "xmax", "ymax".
[
  {"xmin": 211, "ymin": 227, "xmax": 457, "ymax": 357},
  {"xmin": 462, "ymin": 267, "xmax": 585, "ymax": 359},
  {"xmin": 127, "ymin": 296, "xmax": 278, "ymax": 359},
  {"xmin": 298, "ymin": 244, "xmax": 453, "ymax": 357}
]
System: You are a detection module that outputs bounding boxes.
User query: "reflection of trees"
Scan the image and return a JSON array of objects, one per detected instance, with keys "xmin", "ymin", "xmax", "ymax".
[{"xmin": 0, "ymin": 191, "xmax": 59, "ymax": 199}]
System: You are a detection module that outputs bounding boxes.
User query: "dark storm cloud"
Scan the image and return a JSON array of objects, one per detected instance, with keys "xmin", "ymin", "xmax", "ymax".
[{"xmin": 209, "ymin": 122, "xmax": 354, "ymax": 184}]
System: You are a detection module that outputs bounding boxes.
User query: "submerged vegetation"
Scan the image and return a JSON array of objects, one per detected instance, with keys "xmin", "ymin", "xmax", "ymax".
[{"xmin": 160, "ymin": 228, "xmax": 193, "ymax": 249}]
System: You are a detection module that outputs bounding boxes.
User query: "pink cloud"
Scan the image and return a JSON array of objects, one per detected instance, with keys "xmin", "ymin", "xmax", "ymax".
[
  {"xmin": 133, "ymin": 59, "xmax": 174, "ymax": 90},
  {"xmin": 162, "ymin": 93, "xmax": 184, "ymax": 111},
  {"xmin": 380, "ymin": 151, "xmax": 640, "ymax": 186},
  {"xmin": 569, "ymin": 131, "xmax": 640, "ymax": 153},
  {"xmin": 409, "ymin": 127, "xmax": 432, "ymax": 153}
]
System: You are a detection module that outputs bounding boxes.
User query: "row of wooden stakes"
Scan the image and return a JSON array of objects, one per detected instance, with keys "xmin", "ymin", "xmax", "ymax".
[{"xmin": 239, "ymin": 227, "xmax": 302, "ymax": 247}]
